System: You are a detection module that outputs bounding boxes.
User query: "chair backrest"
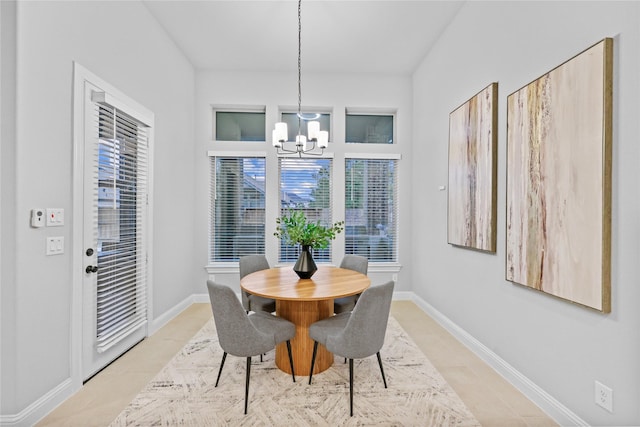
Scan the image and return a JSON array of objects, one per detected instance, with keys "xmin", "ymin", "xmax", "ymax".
[
  {"xmin": 239, "ymin": 255, "xmax": 270, "ymax": 309},
  {"xmin": 340, "ymin": 254, "xmax": 368, "ymax": 275},
  {"xmin": 239, "ymin": 255, "xmax": 270, "ymax": 279},
  {"xmin": 326, "ymin": 280, "xmax": 394, "ymax": 359},
  {"xmin": 206, "ymin": 280, "xmax": 273, "ymax": 357}
]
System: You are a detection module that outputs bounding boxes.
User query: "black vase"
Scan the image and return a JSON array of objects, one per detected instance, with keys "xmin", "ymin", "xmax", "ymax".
[{"xmin": 293, "ymin": 245, "xmax": 317, "ymax": 279}]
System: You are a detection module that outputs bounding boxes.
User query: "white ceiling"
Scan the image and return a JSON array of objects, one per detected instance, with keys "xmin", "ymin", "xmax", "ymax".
[{"xmin": 142, "ymin": 0, "xmax": 464, "ymax": 75}]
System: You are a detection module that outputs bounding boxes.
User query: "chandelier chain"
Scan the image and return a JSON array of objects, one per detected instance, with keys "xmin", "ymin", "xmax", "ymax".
[{"xmin": 297, "ymin": 0, "xmax": 302, "ymax": 134}]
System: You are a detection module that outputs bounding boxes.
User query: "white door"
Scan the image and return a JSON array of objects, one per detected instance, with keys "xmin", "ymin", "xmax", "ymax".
[{"xmin": 80, "ymin": 81, "xmax": 152, "ymax": 380}]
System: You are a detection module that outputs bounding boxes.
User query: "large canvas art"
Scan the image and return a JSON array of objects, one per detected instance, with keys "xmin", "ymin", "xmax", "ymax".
[
  {"xmin": 448, "ymin": 83, "xmax": 498, "ymax": 252},
  {"xmin": 506, "ymin": 38, "xmax": 612, "ymax": 312}
]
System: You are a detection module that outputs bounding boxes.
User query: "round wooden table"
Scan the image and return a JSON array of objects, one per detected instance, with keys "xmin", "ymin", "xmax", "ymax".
[{"xmin": 240, "ymin": 266, "xmax": 370, "ymax": 376}]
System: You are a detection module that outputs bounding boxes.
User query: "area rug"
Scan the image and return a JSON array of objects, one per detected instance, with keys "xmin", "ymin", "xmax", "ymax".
[{"xmin": 110, "ymin": 317, "xmax": 480, "ymax": 426}]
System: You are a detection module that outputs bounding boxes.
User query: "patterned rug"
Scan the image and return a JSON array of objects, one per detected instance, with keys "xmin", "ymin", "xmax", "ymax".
[{"xmin": 110, "ymin": 317, "xmax": 480, "ymax": 426}]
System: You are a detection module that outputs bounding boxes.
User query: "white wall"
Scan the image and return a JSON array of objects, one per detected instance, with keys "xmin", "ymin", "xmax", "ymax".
[
  {"xmin": 0, "ymin": 0, "xmax": 18, "ymax": 418},
  {"xmin": 412, "ymin": 1, "xmax": 640, "ymax": 425},
  {"xmin": 1, "ymin": 0, "xmax": 196, "ymax": 421},
  {"xmin": 195, "ymin": 70, "xmax": 413, "ymax": 292}
]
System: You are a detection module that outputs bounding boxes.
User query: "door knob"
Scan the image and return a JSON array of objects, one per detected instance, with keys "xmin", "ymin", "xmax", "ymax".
[{"xmin": 85, "ymin": 265, "xmax": 98, "ymax": 274}]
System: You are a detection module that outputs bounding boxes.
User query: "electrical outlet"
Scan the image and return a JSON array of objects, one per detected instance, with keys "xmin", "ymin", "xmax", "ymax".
[{"xmin": 595, "ymin": 380, "xmax": 613, "ymax": 412}]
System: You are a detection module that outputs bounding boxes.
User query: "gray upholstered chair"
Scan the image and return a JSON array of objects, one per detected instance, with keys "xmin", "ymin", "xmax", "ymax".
[
  {"xmin": 333, "ymin": 254, "xmax": 369, "ymax": 314},
  {"xmin": 206, "ymin": 281, "xmax": 296, "ymax": 414},
  {"xmin": 239, "ymin": 255, "xmax": 276, "ymax": 313},
  {"xmin": 308, "ymin": 280, "xmax": 394, "ymax": 417}
]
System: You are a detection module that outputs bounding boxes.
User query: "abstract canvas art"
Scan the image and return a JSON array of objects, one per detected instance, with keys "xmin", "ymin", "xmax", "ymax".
[
  {"xmin": 506, "ymin": 38, "xmax": 612, "ymax": 312},
  {"xmin": 448, "ymin": 82, "xmax": 498, "ymax": 252}
]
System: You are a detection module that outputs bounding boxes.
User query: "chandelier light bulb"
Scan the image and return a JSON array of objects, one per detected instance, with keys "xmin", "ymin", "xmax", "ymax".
[
  {"xmin": 307, "ymin": 121, "xmax": 320, "ymax": 141},
  {"xmin": 318, "ymin": 130, "xmax": 329, "ymax": 149},
  {"xmin": 272, "ymin": 129, "xmax": 282, "ymax": 148}
]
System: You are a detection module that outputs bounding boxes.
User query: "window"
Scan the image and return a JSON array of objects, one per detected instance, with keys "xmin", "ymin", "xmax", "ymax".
[
  {"xmin": 346, "ymin": 113, "xmax": 394, "ymax": 144},
  {"xmin": 281, "ymin": 112, "xmax": 331, "ymax": 143},
  {"xmin": 93, "ymin": 99, "xmax": 150, "ymax": 352},
  {"xmin": 279, "ymin": 157, "xmax": 333, "ymax": 263},
  {"xmin": 214, "ymin": 110, "xmax": 266, "ymax": 141},
  {"xmin": 209, "ymin": 156, "xmax": 266, "ymax": 261},
  {"xmin": 345, "ymin": 158, "xmax": 398, "ymax": 261}
]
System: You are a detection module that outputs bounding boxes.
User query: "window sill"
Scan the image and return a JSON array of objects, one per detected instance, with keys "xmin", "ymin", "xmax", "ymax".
[{"xmin": 205, "ymin": 261, "xmax": 402, "ymax": 275}]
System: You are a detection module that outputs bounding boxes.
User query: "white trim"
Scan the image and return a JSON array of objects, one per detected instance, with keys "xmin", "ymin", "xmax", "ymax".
[
  {"xmin": 211, "ymin": 104, "xmax": 266, "ymax": 112},
  {"xmin": 344, "ymin": 152, "xmax": 401, "ymax": 160},
  {"xmin": 0, "ymin": 379, "xmax": 73, "ymax": 426},
  {"xmin": 192, "ymin": 293, "xmax": 211, "ymax": 304},
  {"xmin": 204, "ymin": 263, "xmax": 402, "ymax": 276},
  {"xmin": 207, "ymin": 150, "xmax": 267, "ymax": 158},
  {"xmin": 149, "ymin": 294, "xmax": 196, "ymax": 335},
  {"xmin": 345, "ymin": 107, "xmax": 398, "ymax": 115},
  {"xmin": 368, "ymin": 262, "xmax": 402, "ymax": 273},
  {"xmin": 410, "ymin": 293, "xmax": 586, "ymax": 427},
  {"xmin": 205, "ymin": 263, "xmax": 240, "ymax": 276},
  {"xmin": 276, "ymin": 151, "xmax": 335, "ymax": 159},
  {"xmin": 91, "ymin": 91, "xmax": 153, "ymax": 127}
]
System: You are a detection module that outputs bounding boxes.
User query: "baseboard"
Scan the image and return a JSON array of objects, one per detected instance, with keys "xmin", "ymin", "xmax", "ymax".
[
  {"xmin": 0, "ymin": 378, "xmax": 73, "ymax": 427},
  {"xmin": 149, "ymin": 293, "xmax": 203, "ymax": 335},
  {"xmin": 192, "ymin": 293, "xmax": 210, "ymax": 303},
  {"xmin": 410, "ymin": 294, "xmax": 588, "ymax": 427}
]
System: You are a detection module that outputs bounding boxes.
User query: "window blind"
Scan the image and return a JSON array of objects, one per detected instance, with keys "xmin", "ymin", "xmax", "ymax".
[
  {"xmin": 345, "ymin": 158, "xmax": 397, "ymax": 261},
  {"xmin": 209, "ymin": 156, "xmax": 266, "ymax": 261},
  {"xmin": 94, "ymin": 102, "xmax": 149, "ymax": 353},
  {"xmin": 278, "ymin": 157, "xmax": 333, "ymax": 263}
]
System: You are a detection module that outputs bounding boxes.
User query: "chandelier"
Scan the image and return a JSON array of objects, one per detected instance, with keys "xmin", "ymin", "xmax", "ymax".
[{"xmin": 272, "ymin": 0, "xmax": 328, "ymax": 157}]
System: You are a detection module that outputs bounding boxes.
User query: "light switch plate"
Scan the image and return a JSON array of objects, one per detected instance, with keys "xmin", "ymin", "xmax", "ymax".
[{"xmin": 46, "ymin": 236, "xmax": 64, "ymax": 255}]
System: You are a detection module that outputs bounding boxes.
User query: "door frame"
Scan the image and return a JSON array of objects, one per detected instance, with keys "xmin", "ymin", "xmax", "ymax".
[{"xmin": 71, "ymin": 62, "xmax": 155, "ymax": 389}]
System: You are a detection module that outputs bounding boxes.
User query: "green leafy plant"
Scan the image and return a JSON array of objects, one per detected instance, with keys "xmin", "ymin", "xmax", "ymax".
[{"xmin": 274, "ymin": 209, "xmax": 344, "ymax": 249}]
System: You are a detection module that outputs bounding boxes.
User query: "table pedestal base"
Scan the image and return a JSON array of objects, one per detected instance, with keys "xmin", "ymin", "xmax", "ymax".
[{"xmin": 275, "ymin": 299, "xmax": 333, "ymax": 376}]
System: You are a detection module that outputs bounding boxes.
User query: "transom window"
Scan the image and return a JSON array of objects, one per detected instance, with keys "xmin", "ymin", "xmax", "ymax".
[
  {"xmin": 346, "ymin": 113, "xmax": 394, "ymax": 144},
  {"xmin": 214, "ymin": 110, "xmax": 266, "ymax": 142}
]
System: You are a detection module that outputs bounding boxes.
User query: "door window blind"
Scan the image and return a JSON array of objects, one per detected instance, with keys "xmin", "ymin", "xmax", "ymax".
[
  {"xmin": 345, "ymin": 158, "xmax": 397, "ymax": 262},
  {"xmin": 278, "ymin": 157, "xmax": 333, "ymax": 263},
  {"xmin": 94, "ymin": 102, "xmax": 149, "ymax": 353},
  {"xmin": 209, "ymin": 156, "xmax": 266, "ymax": 261}
]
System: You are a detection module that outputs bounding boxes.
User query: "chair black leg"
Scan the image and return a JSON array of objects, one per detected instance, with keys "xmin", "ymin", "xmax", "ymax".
[
  {"xmin": 308, "ymin": 341, "xmax": 318, "ymax": 385},
  {"xmin": 244, "ymin": 357, "xmax": 251, "ymax": 415},
  {"xmin": 349, "ymin": 358, "xmax": 354, "ymax": 417},
  {"xmin": 376, "ymin": 352, "xmax": 387, "ymax": 388},
  {"xmin": 215, "ymin": 352, "xmax": 227, "ymax": 387},
  {"xmin": 286, "ymin": 340, "xmax": 295, "ymax": 382},
  {"xmin": 260, "ymin": 354, "xmax": 263, "ymax": 362}
]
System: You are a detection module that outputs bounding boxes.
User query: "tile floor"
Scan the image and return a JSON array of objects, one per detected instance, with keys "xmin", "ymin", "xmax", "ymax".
[{"xmin": 37, "ymin": 301, "xmax": 557, "ymax": 426}]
